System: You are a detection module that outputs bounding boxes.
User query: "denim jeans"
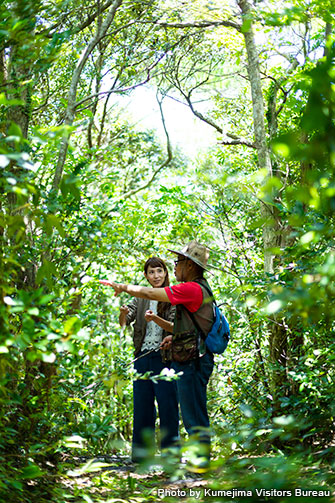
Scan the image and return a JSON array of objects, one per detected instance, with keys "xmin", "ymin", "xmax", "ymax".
[
  {"xmin": 172, "ymin": 351, "xmax": 214, "ymax": 445},
  {"xmin": 132, "ymin": 351, "xmax": 179, "ymax": 461}
]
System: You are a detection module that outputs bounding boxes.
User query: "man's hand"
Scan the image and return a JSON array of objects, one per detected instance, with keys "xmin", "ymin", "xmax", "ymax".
[
  {"xmin": 99, "ymin": 280, "xmax": 124, "ymax": 296},
  {"xmin": 144, "ymin": 309, "xmax": 156, "ymax": 323},
  {"xmin": 160, "ymin": 335, "xmax": 172, "ymax": 350}
]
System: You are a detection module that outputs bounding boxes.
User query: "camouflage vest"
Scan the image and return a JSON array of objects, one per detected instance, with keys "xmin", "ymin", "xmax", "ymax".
[{"xmin": 171, "ymin": 278, "xmax": 214, "ymax": 361}]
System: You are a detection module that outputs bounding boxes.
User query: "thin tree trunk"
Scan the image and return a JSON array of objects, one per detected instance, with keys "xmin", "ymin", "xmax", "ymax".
[
  {"xmin": 237, "ymin": 0, "xmax": 275, "ymax": 275},
  {"xmin": 323, "ymin": 23, "xmax": 332, "ymax": 57},
  {"xmin": 237, "ymin": 0, "xmax": 289, "ymax": 402},
  {"xmin": 87, "ymin": 52, "xmax": 103, "ymax": 153},
  {"xmin": 5, "ymin": 47, "xmax": 31, "ymax": 215}
]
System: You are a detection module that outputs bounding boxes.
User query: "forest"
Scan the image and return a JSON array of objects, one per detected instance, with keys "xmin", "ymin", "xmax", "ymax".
[{"xmin": 1, "ymin": 0, "xmax": 335, "ymax": 501}]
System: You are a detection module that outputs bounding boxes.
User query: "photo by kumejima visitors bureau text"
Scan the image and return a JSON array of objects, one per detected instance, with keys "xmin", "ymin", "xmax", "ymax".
[{"xmin": 157, "ymin": 488, "xmax": 332, "ymax": 499}]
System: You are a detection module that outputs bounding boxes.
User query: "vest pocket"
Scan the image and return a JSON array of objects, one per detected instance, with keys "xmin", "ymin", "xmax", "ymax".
[{"xmin": 171, "ymin": 331, "xmax": 198, "ymax": 362}]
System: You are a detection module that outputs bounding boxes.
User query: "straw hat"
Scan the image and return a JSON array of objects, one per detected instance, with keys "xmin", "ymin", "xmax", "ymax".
[{"xmin": 168, "ymin": 240, "xmax": 211, "ymax": 272}]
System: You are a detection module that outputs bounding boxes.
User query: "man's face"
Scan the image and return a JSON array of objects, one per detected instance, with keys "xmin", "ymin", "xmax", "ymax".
[{"xmin": 174, "ymin": 255, "xmax": 187, "ymax": 282}]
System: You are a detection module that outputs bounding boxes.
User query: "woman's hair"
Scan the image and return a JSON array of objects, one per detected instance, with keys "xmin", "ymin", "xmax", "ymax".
[{"xmin": 144, "ymin": 256, "xmax": 170, "ymax": 316}]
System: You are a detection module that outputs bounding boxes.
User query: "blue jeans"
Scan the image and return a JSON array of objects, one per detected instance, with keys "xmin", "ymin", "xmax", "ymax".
[
  {"xmin": 133, "ymin": 351, "xmax": 179, "ymax": 461},
  {"xmin": 172, "ymin": 352, "xmax": 214, "ymax": 445}
]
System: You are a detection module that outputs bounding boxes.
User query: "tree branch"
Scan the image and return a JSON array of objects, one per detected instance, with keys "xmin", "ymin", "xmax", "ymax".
[
  {"xmin": 220, "ymin": 138, "xmax": 256, "ymax": 148},
  {"xmin": 40, "ymin": 0, "xmax": 121, "ymax": 37},
  {"xmin": 101, "ymin": 95, "xmax": 173, "ymax": 219},
  {"xmin": 116, "ymin": 94, "xmax": 172, "ymax": 201},
  {"xmin": 184, "ymin": 93, "xmax": 223, "ymax": 134},
  {"xmin": 165, "ymin": 72, "xmax": 255, "ymax": 148},
  {"xmin": 51, "ymin": 0, "xmax": 124, "ymax": 193},
  {"xmin": 142, "ymin": 19, "xmax": 241, "ymax": 32},
  {"xmin": 74, "ymin": 49, "xmax": 168, "ymax": 111}
]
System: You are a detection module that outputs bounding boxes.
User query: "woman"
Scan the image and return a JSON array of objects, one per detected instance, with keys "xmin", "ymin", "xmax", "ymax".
[{"xmin": 118, "ymin": 257, "xmax": 179, "ymax": 463}]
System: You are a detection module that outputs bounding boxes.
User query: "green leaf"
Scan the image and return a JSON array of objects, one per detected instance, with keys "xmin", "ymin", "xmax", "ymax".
[
  {"xmin": 41, "ymin": 352, "xmax": 56, "ymax": 363},
  {"xmin": 27, "ymin": 307, "xmax": 39, "ymax": 316},
  {"xmin": 20, "ymin": 464, "xmax": 44, "ymax": 479},
  {"xmin": 67, "ymin": 460, "xmax": 112, "ymax": 476},
  {"xmin": 44, "ymin": 214, "xmax": 65, "ymax": 237},
  {"xmin": 241, "ymin": 18, "xmax": 252, "ymax": 32},
  {"xmin": 36, "ymin": 294, "xmax": 55, "ymax": 305},
  {"xmin": 0, "ymin": 93, "xmax": 24, "ymax": 106},
  {"xmin": 64, "ymin": 316, "xmax": 81, "ymax": 335},
  {"xmin": 8, "ymin": 122, "xmax": 23, "ymax": 139},
  {"xmin": 36, "ymin": 259, "xmax": 57, "ymax": 287},
  {"xmin": 300, "ymin": 231, "xmax": 317, "ymax": 245}
]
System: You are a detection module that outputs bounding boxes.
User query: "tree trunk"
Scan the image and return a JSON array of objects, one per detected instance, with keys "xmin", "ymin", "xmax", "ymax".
[
  {"xmin": 237, "ymin": 0, "xmax": 275, "ymax": 274},
  {"xmin": 237, "ymin": 0, "xmax": 288, "ymax": 402}
]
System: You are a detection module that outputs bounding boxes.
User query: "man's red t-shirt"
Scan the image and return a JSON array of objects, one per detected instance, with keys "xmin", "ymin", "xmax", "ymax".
[{"xmin": 164, "ymin": 282, "xmax": 203, "ymax": 313}]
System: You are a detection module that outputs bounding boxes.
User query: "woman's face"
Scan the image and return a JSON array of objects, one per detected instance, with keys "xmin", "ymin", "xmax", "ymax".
[{"xmin": 144, "ymin": 265, "xmax": 167, "ymax": 288}]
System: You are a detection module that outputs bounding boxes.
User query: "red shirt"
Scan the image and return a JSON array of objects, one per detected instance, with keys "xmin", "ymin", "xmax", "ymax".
[{"xmin": 165, "ymin": 282, "xmax": 203, "ymax": 313}]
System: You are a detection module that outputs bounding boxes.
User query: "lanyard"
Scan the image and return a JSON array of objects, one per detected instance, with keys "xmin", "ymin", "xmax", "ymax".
[{"xmin": 131, "ymin": 346, "xmax": 161, "ymax": 363}]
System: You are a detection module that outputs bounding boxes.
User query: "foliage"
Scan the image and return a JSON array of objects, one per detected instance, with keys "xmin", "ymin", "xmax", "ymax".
[{"xmin": 0, "ymin": 0, "xmax": 335, "ymax": 501}]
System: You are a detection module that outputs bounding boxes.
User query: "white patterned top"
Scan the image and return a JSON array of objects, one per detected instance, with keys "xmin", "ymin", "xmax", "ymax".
[{"xmin": 141, "ymin": 300, "xmax": 163, "ymax": 351}]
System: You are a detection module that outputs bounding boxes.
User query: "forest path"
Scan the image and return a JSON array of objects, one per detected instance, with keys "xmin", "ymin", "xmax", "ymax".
[{"xmin": 60, "ymin": 455, "xmax": 208, "ymax": 501}]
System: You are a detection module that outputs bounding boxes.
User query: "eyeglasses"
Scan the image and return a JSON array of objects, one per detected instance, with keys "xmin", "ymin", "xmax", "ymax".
[{"xmin": 174, "ymin": 258, "xmax": 187, "ymax": 266}]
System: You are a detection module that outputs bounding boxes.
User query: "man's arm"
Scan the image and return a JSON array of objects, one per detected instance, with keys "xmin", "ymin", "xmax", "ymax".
[{"xmin": 99, "ymin": 280, "xmax": 170, "ymax": 302}]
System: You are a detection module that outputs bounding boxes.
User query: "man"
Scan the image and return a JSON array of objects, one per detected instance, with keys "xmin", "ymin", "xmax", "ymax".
[{"xmin": 100, "ymin": 241, "xmax": 215, "ymax": 468}]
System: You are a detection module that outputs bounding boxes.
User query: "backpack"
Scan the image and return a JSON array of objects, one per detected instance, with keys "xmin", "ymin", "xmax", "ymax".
[{"xmin": 188, "ymin": 282, "xmax": 230, "ymax": 355}]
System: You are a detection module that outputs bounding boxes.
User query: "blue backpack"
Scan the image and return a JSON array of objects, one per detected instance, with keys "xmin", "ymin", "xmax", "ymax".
[
  {"xmin": 189, "ymin": 282, "xmax": 230, "ymax": 354},
  {"xmin": 205, "ymin": 303, "xmax": 230, "ymax": 353}
]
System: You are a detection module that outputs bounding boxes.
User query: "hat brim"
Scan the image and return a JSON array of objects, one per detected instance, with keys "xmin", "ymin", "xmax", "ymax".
[{"xmin": 167, "ymin": 248, "xmax": 212, "ymax": 273}]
